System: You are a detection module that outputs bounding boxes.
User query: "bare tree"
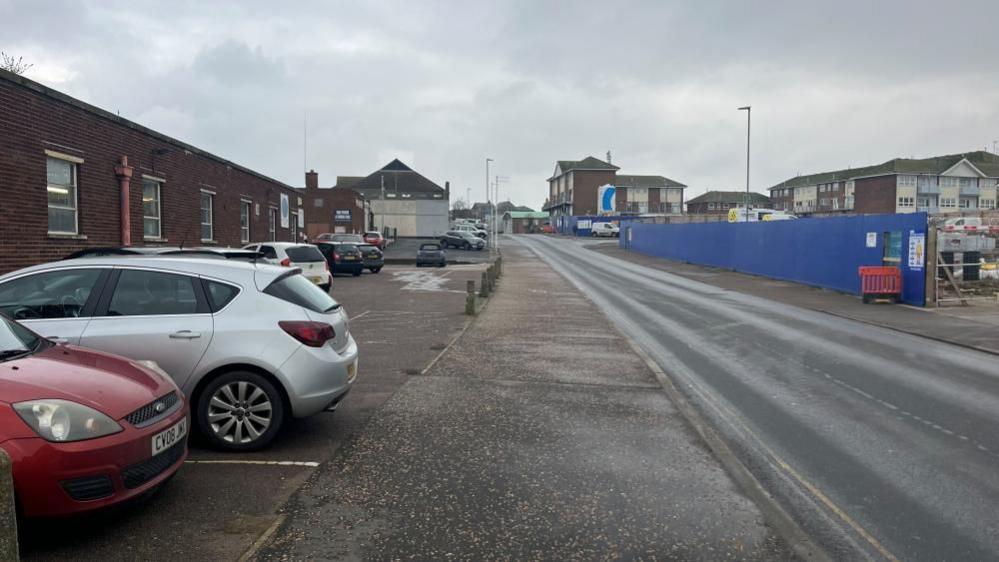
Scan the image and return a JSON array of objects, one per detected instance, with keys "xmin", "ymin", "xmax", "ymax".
[
  {"xmin": 452, "ymin": 197, "xmax": 469, "ymax": 211},
  {"xmin": 1, "ymin": 52, "xmax": 33, "ymax": 75}
]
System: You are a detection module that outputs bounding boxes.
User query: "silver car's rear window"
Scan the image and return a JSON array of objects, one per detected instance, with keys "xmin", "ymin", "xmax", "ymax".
[{"xmin": 264, "ymin": 273, "xmax": 340, "ymax": 313}]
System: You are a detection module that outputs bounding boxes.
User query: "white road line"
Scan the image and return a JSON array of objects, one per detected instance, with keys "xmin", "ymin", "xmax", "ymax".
[
  {"xmin": 185, "ymin": 460, "xmax": 319, "ymax": 467},
  {"xmin": 350, "ymin": 310, "xmax": 371, "ymax": 321}
]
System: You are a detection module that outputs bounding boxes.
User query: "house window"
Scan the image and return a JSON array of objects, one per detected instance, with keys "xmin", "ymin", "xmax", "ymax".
[
  {"xmin": 708, "ymin": 202, "xmax": 716, "ymax": 210},
  {"xmin": 940, "ymin": 177, "xmax": 959, "ymax": 188},
  {"xmin": 142, "ymin": 178, "xmax": 162, "ymax": 239},
  {"xmin": 200, "ymin": 191, "xmax": 214, "ymax": 241},
  {"xmin": 897, "ymin": 196, "xmax": 915, "ymax": 208},
  {"xmin": 240, "ymin": 199, "xmax": 252, "ymax": 243},
  {"xmin": 917, "ymin": 197, "xmax": 931, "ymax": 208},
  {"xmin": 940, "ymin": 197, "xmax": 957, "ymax": 208},
  {"xmin": 898, "ymin": 175, "xmax": 917, "ymax": 187},
  {"xmin": 845, "ymin": 195, "xmax": 855, "ymax": 209},
  {"xmin": 980, "ymin": 199, "xmax": 996, "ymax": 209},
  {"xmin": 268, "ymin": 207, "xmax": 277, "ymax": 241},
  {"xmin": 314, "ymin": 199, "xmax": 324, "ymax": 207},
  {"xmin": 290, "ymin": 210, "xmax": 298, "ymax": 241},
  {"xmin": 960, "ymin": 198, "xmax": 974, "ymax": 209},
  {"xmin": 47, "ymin": 156, "xmax": 78, "ymax": 234}
]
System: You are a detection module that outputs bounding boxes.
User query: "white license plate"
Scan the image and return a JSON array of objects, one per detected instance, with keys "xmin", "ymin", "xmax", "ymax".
[{"xmin": 151, "ymin": 418, "xmax": 187, "ymax": 456}]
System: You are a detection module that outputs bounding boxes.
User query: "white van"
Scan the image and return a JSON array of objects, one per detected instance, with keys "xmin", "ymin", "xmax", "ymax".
[{"xmin": 590, "ymin": 222, "xmax": 620, "ymax": 237}]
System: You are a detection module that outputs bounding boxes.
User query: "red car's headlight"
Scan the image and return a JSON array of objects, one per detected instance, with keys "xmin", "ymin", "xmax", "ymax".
[{"xmin": 13, "ymin": 399, "xmax": 123, "ymax": 442}]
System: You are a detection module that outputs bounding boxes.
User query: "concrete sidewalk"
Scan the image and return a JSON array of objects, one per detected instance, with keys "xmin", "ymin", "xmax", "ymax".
[
  {"xmin": 594, "ymin": 243, "xmax": 999, "ymax": 356},
  {"xmin": 257, "ymin": 243, "xmax": 794, "ymax": 560}
]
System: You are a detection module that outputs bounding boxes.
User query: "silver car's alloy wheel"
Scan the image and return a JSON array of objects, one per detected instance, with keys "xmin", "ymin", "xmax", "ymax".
[{"xmin": 207, "ymin": 381, "xmax": 273, "ymax": 444}]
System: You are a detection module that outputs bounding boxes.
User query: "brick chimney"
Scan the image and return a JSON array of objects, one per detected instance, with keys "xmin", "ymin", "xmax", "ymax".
[
  {"xmin": 445, "ymin": 181, "xmax": 450, "ymax": 200},
  {"xmin": 305, "ymin": 169, "xmax": 319, "ymax": 190}
]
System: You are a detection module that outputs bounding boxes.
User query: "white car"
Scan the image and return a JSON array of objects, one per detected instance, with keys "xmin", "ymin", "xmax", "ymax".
[
  {"xmin": 0, "ymin": 256, "xmax": 359, "ymax": 451},
  {"xmin": 243, "ymin": 242, "xmax": 332, "ymax": 292},
  {"xmin": 453, "ymin": 224, "xmax": 488, "ymax": 239},
  {"xmin": 590, "ymin": 222, "xmax": 620, "ymax": 237}
]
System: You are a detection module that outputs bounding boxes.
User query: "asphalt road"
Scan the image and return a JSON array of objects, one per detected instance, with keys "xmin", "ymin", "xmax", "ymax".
[
  {"xmin": 515, "ymin": 235, "xmax": 999, "ymax": 561},
  {"xmin": 18, "ymin": 264, "xmax": 483, "ymax": 561}
]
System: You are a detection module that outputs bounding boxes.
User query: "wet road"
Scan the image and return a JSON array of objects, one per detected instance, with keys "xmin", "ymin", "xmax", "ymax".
[{"xmin": 516, "ymin": 235, "xmax": 999, "ymax": 561}]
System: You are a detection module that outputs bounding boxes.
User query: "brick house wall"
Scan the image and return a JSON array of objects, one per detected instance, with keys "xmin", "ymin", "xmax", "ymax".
[
  {"xmin": 854, "ymin": 176, "xmax": 897, "ymax": 214},
  {"xmin": 0, "ymin": 69, "xmax": 303, "ymax": 274},
  {"xmin": 574, "ymin": 170, "xmax": 616, "ymax": 215},
  {"xmin": 302, "ymin": 171, "xmax": 368, "ymax": 237}
]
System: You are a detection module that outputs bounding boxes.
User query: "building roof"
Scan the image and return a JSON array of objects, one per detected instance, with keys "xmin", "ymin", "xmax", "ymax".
[
  {"xmin": 615, "ymin": 174, "xmax": 687, "ymax": 189},
  {"xmin": 339, "ymin": 159, "xmax": 446, "ymax": 199},
  {"xmin": 504, "ymin": 211, "xmax": 549, "ymax": 219},
  {"xmin": 0, "ymin": 68, "xmax": 298, "ymax": 193},
  {"xmin": 687, "ymin": 191, "xmax": 771, "ymax": 205},
  {"xmin": 550, "ymin": 156, "xmax": 619, "ymax": 179},
  {"xmin": 770, "ymin": 151, "xmax": 999, "ymax": 191}
]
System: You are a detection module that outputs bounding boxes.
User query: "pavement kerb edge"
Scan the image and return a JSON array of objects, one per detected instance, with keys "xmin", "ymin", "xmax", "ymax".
[
  {"xmin": 817, "ymin": 308, "xmax": 999, "ymax": 357},
  {"xmin": 420, "ymin": 274, "xmax": 498, "ymax": 376},
  {"xmin": 237, "ymin": 513, "xmax": 287, "ymax": 562}
]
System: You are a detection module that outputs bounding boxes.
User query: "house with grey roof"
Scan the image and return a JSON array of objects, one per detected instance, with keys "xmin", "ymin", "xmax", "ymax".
[
  {"xmin": 687, "ymin": 191, "xmax": 771, "ymax": 215},
  {"xmin": 769, "ymin": 151, "xmax": 999, "ymax": 216},
  {"xmin": 324, "ymin": 159, "xmax": 450, "ymax": 237},
  {"xmin": 542, "ymin": 156, "xmax": 685, "ymax": 223}
]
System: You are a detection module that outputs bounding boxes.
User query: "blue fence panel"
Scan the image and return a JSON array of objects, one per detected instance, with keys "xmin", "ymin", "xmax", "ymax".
[{"xmin": 620, "ymin": 213, "xmax": 927, "ymax": 305}]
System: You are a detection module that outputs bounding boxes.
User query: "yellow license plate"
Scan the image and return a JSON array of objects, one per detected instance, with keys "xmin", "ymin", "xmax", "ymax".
[
  {"xmin": 309, "ymin": 276, "xmax": 323, "ymax": 284},
  {"xmin": 344, "ymin": 256, "xmax": 356, "ymax": 261}
]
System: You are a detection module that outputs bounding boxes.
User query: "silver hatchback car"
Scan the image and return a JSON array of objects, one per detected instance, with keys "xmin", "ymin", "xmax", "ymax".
[{"xmin": 0, "ymin": 257, "xmax": 358, "ymax": 451}]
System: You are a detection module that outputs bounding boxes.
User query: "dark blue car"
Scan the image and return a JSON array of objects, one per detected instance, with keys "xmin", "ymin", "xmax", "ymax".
[{"xmin": 416, "ymin": 243, "xmax": 446, "ymax": 267}]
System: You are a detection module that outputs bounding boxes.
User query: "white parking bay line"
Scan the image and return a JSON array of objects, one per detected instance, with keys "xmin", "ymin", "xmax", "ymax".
[
  {"xmin": 350, "ymin": 310, "xmax": 371, "ymax": 321},
  {"xmin": 185, "ymin": 460, "xmax": 319, "ymax": 467}
]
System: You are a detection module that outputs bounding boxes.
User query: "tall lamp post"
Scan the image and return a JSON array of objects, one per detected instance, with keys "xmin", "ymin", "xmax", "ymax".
[
  {"xmin": 485, "ymin": 158, "xmax": 493, "ymax": 251},
  {"xmin": 738, "ymin": 106, "xmax": 751, "ymax": 220}
]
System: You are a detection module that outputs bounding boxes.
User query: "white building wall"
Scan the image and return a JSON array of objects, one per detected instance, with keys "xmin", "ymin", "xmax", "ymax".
[{"xmin": 371, "ymin": 199, "xmax": 449, "ymax": 237}]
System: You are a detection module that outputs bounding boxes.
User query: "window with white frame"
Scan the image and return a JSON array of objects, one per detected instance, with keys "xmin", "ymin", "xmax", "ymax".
[
  {"xmin": 980, "ymin": 199, "xmax": 996, "ymax": 209},
  {"xmin": 940, "ymin": 177, "xmax": 959, "ymax": 188},
  {"xmin": 290, "ymin": 210, "xmax": 298, "ymax": 241},
  {"xmin": 47, "ymin": 156, "xmax": 79, "ymax": 234},
  {"xmin": 142, "ymin": 178, "xmax": 162, "ymax": 239},
  {"xmin": 897, "ymin": 175, "xmax": 917, "ymax": 187},
  {"xmin": 268, "ymin": 207, "xmax": 277, "ymax": 241},
  {"xmin": 708, "ymin": 202, "xmax": 716, "ymax": 210},
  {"xmin": 200, "ymin": 191, "xmax": 214, "ymax": 241},
  {"xmin": 897, "ymin": 196, "xmax": 915, "ymax": 208},
  {"xmin": 845, "ymin": 195, "xmax": 854, "ymax": 209},
  {"xmin": 960, "ymin": 198, "xmax": 974, "ymax": 209},
  {"xmin": 240, "ymin": 199, "xmax": 252, "ymax": 243},
  {"xmin": 940, "ymin": 197, "xmax": 957, "ymax": 208}
]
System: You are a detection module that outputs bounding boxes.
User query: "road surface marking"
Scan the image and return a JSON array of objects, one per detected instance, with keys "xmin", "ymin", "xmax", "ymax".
[
  {"xmin": 350, "ymin": 310, "xmax": 371, "ymax": 321},
  {"xmin": 185, "ymin": 460, "xmax": 319, "ymax": 467}
]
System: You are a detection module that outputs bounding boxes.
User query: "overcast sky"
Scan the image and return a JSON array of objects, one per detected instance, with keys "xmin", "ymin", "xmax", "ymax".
[{"xmin": 5, "ymin": 0, "xmax": 999, "ymax": 210}]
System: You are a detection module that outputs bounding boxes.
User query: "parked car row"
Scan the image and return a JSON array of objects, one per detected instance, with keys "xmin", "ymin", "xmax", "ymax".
[{"xmin": 0, "ymin": 249, "xmax": 360, "ymax": 517}]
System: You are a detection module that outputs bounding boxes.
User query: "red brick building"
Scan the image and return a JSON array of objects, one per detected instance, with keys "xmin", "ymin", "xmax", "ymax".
[
  {"xmin": 0, "ymin": 68, "xmax": 304, "ymax": 274},
  {"xmin": 686, "ymin": 191, "xmax": 771, "ymax": 214},
  {"xmin": 302, "ymin": 170, "xmax": 370, "ymax": 238}
]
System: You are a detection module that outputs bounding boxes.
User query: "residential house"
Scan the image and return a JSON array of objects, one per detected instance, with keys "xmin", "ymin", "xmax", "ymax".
[
  {"xmin": 686, "ymin": 191, "xmax": 772, "ymax": 215},
  {"xmin": 542, "ymin": 156, "xmax": 685, "ymax": 225},
  {"xmin": 769, "ymin": 151, "xmax": 999, "ymax": 215}
]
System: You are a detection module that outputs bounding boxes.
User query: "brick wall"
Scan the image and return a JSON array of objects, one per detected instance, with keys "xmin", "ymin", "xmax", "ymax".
[
  {"xmin": 572, "ymin": 170, "xmax": 616, "ymax": 215},
  {"xmin": 854, "ymin": 175, "xmax": 897, "ymax": 214},
  {"xmin": 0, "ymin": 70, "xmax": 302, "ymax": 274},
  {"xmin": 303, "ymin": 178, "xmax": 368, "ymax": 237}
]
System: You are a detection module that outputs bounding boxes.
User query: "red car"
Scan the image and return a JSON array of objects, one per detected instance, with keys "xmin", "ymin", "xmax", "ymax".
[
  {"xmin": 363, "ymin": 231, "xmax": 386, "ymax": 249},
  {"xmin": 0, "ymin": 315, "xmax": 188, "ymax": 517}
]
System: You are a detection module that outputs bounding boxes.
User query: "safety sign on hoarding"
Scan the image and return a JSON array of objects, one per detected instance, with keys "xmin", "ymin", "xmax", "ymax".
[{"xmin": 908, "ymin": 231, "xmax": 925, "ymax": 270}]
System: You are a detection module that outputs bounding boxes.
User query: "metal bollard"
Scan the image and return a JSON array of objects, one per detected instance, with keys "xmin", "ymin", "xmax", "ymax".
[
  {"xmin": 479, "ymin": 271, "xmax": 490, "ymax": 297},
  {"xmin": 0, "ymin": 449, "xmax": 18, "ymax": 561},
  {"xmin": 465, "ymin": 280, "xmax": 476, "ymax": 315}
]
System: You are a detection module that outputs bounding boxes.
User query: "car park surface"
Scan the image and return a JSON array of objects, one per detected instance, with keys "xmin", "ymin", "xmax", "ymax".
[{"xmin": 18, "ymin": 263, "xmax": 487, "ymax": 561}]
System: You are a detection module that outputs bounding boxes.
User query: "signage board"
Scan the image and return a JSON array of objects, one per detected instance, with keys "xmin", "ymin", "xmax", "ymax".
[
  {"xmin": 334, "ymin": 209, "xmax": 352, "ymax": 222},
  {"xmin": 598, "ymin": 184, "xmax": 616, "ymax": 213}
]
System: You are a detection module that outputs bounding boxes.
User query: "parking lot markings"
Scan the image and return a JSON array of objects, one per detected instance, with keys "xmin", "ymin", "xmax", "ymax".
[
  {"xmin": 350, "ymin": 310, "xmax": 371, "ymax": 321},
  {"xmin": 185, "ymin": 460, "xmax": 320, "ymax": 467}
]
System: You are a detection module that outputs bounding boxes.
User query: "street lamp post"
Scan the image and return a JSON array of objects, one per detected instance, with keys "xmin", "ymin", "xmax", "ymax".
[
  {"xmin": 485, "ymin": 158, "xmax": 493, "ymax": 251},
  {"xmin": 738, "ymin": 106, "xmax": 751, "ymax": 220}
]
